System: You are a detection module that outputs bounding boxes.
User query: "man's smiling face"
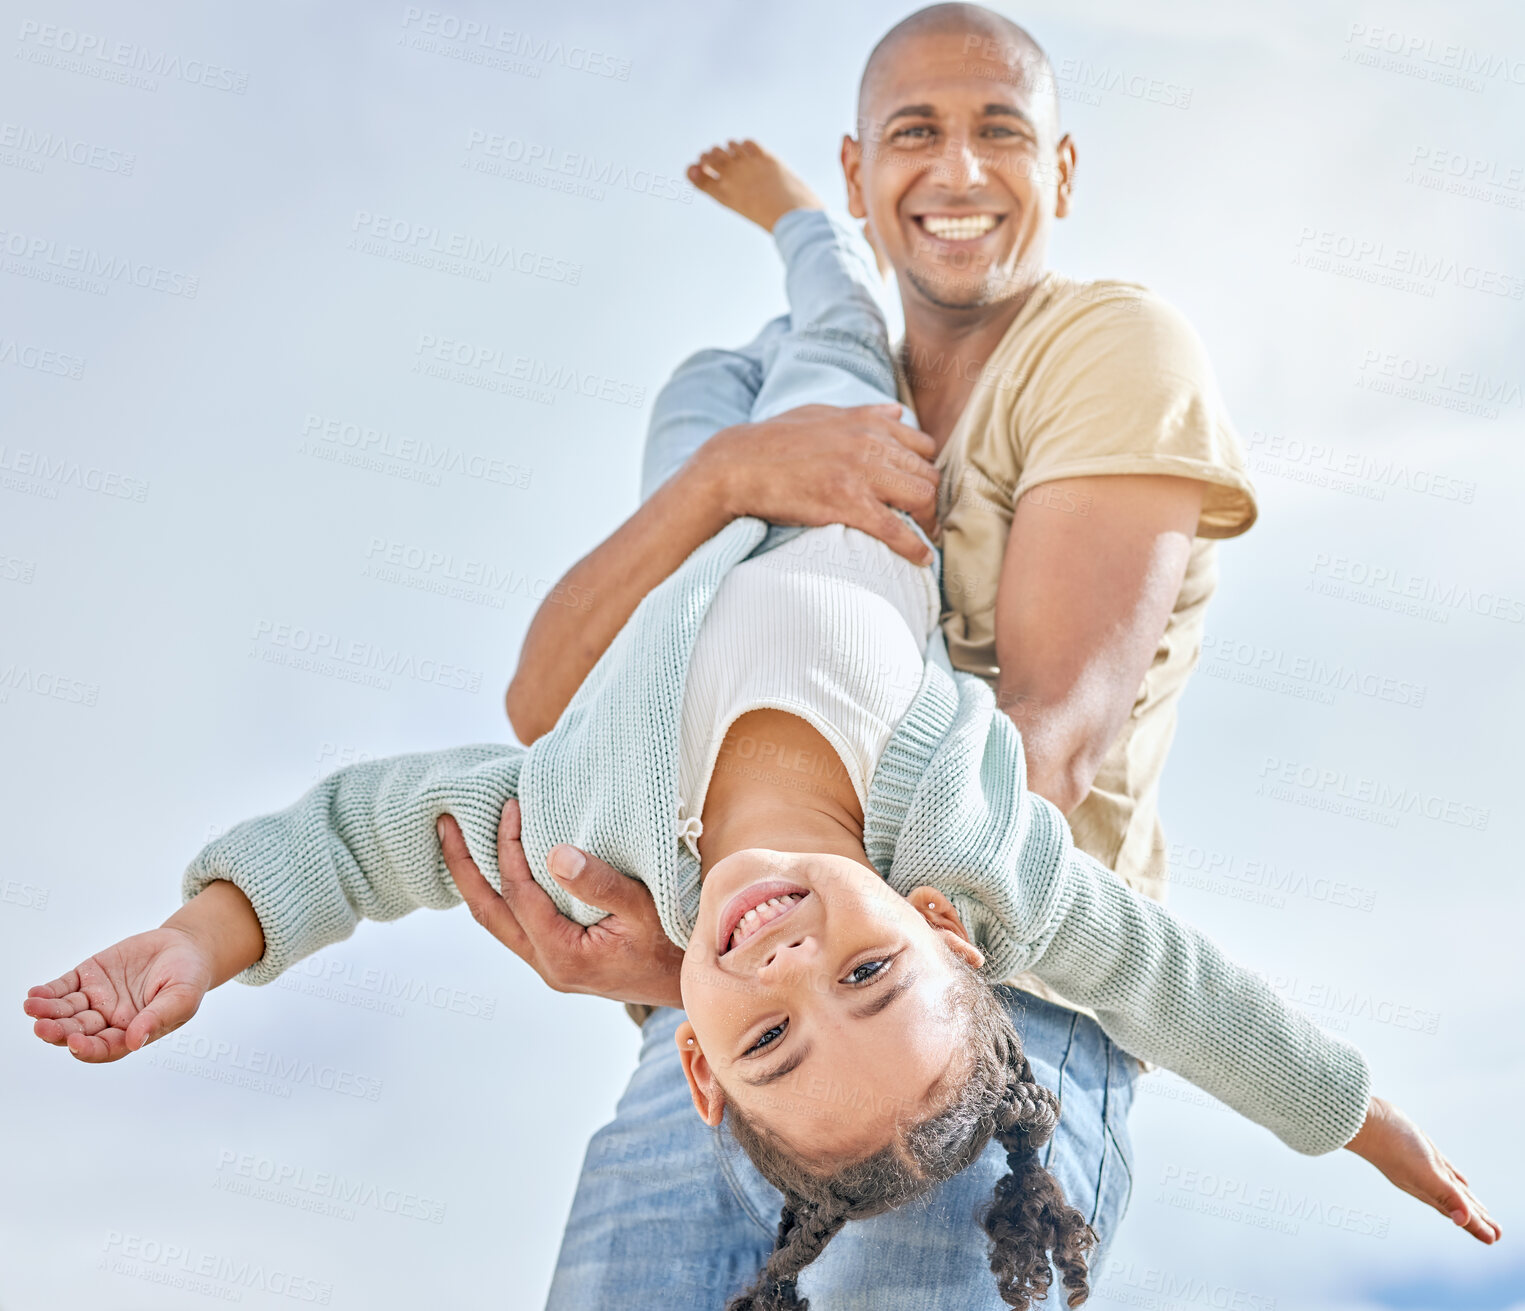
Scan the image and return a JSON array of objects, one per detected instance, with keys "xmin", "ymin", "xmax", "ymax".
[{"xmin": 842, "ymin": 27, "xmax": 1074, "ymax": 313}]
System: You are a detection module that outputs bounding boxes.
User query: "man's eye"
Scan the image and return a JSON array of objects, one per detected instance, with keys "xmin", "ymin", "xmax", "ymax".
[
  {"xmin": 892, "ymin": 125, "xmax": 934, "ymax": 142},
  {"xmin": 845, "ymin": 958, "xmax": 892, "ymax": 986},
  {"xmin": 746, "ymin": 1021, "xmax": 786, "ymax": 1055}
]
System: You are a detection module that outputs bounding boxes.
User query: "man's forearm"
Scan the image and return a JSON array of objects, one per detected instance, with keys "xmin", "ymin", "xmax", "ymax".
[
  {"xmin": 994, "ymin": 686, "xmax": 1114, "ymax": 815},
  {"xmin": 506, "ymin": 402, "xmax": 940, "ymax": 742},
  {"xmin": 506, "ymin": 453, "xmax": 735, "ymax": 743}
]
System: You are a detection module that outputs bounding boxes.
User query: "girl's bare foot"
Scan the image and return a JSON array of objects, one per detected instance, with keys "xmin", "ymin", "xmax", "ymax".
[{"xmin": 686, "ymin": 140, "xmax": 822, "ymax": 232}]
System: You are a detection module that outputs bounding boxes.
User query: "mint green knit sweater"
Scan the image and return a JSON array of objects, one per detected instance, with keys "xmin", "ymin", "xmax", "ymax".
[{"xmin": 185, "ymin": 516, "xmax": 1371, "ymax": 1155}]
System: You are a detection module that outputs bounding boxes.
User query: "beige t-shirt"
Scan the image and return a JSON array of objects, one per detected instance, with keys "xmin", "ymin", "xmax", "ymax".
[{"xmin": 904, "ymin": 273, "xmax": 1258, "ymax": 1017}]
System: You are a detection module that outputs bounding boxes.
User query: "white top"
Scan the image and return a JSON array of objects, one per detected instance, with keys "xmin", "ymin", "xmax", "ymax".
[{"xmin": 676, "ymin": 524, "xmax": 941, "ymax": 857}]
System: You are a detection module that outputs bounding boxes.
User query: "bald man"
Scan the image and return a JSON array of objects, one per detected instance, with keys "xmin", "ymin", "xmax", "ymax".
[{"xmin": 466, "ymin": 7, "xmax": 1258, "ymax": 1307}]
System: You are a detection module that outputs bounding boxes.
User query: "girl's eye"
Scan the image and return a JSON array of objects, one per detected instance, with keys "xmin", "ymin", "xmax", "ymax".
[
  {"xmin": 747, "ymin": 1021, "xmax": 786, "ymax": 1055},
  {"xmin": 845, "ymin": 958, "xmax": 892, "ymax": 986}
]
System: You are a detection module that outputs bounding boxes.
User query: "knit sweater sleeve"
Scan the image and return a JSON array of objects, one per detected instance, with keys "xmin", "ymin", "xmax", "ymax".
[
  {"xmin": 1015, "ymin": 806, "xmax": 1372, "ymax": 1155},
  {"xmin": 874, "ymin": 667, "xmax": 1372, "ymax": 1158},
  {"xmin": 182, "ymin": 745, "xmax": 523, "ymax": 986}
]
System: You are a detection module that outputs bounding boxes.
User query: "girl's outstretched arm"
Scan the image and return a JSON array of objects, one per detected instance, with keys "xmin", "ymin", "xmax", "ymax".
[
  {"xmin": 1345, "ymin": 1096, "xmax": 1500, "ymax": 1244},
  {"xmin": 23, "ymin": 880, "xmax": 262, "ymax": 1063},
  {"xmin": 1000, "ymin": 802, "xmax": 1499, "ymax": 1242}
]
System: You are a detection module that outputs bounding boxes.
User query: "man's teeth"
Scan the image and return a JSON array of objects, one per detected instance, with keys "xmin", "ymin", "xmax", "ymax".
[
  {"xmin": 921, "ymin": 214, "xmax": 998, "ymax": 240},
  {"xmin": 728, "ymin": 894, "xmax": 802, "ymax": 951}
]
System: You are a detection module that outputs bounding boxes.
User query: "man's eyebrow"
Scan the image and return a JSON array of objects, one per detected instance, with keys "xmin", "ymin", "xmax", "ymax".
[
  {"xmin": 741, "ymin": 1042, "xmax": 813, "ymax": 1088},
  {"xmin": 880, "ymin": 103, "xmax": 1036, "ymax": 130},
  {"xmin": 851, "ymin": 967, "xmax": 918, "ymax": 1019},
  {"xmin": 882, "ymin": 103, "xmax": 937, "ymax": 125},
  {"xmin": 983, "ymin": 103, "xmax": 1037, "ymax": 129}
]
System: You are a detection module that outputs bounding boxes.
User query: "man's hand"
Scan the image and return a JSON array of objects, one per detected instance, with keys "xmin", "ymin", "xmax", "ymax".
[
  {"xmin": 24, "ymin": 928, "xmax": 215, "ymax": 1062},
  {"xmin": 506, "ymin": 401, "xmax": 939, "ymax": 745},
  {"xmin": 695, "ymin": 402, "xmax": 940, "ymax": 564},
  {"xmin": 439, "ymin": 801, "xmax": 685, "ymax": 1009},
  {"xmin": 1345, "ymin": 1095, "xmax": 1501, "ymax": 1244}
]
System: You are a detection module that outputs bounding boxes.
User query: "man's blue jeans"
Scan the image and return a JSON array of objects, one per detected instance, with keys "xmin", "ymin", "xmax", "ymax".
[{"xmin": 547, "ymin": 989, "xmax": 1138, "ymax": 1309}]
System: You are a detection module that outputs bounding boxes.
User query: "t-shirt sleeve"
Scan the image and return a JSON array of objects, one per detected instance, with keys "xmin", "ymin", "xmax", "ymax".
[{"xmin": 1013, "ymin": 290, "xmax": 1258, "ymax": 538}]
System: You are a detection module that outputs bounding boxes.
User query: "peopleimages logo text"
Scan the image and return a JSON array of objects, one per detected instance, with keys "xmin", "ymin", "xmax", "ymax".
[
  {"xmin": 1308, "ymin": 554, "xmax": 1524, "ymax": 623},
  {"xmin": 251, "ymin": 620, "xmax": 483, "ymax": 693},
  {"xmin": 400, "ymin": 8, "xmax": 630, "ymax": 79},
  {"xmin": 16, "ymin": 21, "xmax": 250, "ymax": 92},
  {"xmin": 463, "ymin": 130, "xmax": 692, "ymax": 203},
  {"xmin": 0, "ymin": 227, "xmax": 199, "ymax": 297},
  {"xmin": 0, "ymin": 121, "xmax": 135, "ymax": 173}
]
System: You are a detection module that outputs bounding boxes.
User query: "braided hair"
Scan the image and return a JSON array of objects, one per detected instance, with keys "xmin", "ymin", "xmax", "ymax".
[{"xmin": 723, "ymin": 951, "xmax": 1095, "ymax": 1310}]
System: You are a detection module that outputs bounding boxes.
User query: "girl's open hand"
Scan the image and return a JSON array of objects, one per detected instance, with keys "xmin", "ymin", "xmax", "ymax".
[
  {"xmin": 23, "ymin": 927, "xmax": 215, "ymax": 1062},
  {"xmin": 1345, "ymin": 1095, "xmax": 1501, "ymax": 1244}
]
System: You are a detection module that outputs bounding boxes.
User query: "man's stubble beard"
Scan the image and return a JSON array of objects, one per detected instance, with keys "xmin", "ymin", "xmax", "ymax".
[{"xmin": 903, "ymin": 259, "xmax": 1040, "ymax": 314}]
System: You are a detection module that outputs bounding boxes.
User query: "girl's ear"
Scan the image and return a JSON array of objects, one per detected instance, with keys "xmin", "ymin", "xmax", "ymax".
[
  {"xmin": 907, "ymin": 885, "xmax": 986, "ymax": 970},
  {"xmin": 674, "ymin": 1020, "xmax": 726, "ymax": 1126}
]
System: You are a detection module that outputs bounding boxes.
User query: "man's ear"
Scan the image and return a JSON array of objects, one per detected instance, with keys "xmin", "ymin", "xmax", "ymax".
[
  {"xmin": 907, "ymin": 885, "xmax": 985, "ymax": 970},
  {"xmin": 1053, "ymin": 133, "xmax": 1077, "ymax": 219},
  {"xmin": 841, "ymin": 133, "xmax": 867, "ymax": 219},
  {"xmin": 675, "ymin": 1020, "xmax": 726, "ymax": 1126}
]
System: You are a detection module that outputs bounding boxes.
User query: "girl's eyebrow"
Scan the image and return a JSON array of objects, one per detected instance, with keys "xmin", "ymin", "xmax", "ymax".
[
  {"xmin": 742, "ymin": 1042, "xmax": 813, "ymax": 1088},
  {"xmin": 742, "ymin": 965, "xmax": 917, "ymax": 1086},
  {"xmin": 851, "ymin": 967, "xmax": 917, "ymax": 1019}
]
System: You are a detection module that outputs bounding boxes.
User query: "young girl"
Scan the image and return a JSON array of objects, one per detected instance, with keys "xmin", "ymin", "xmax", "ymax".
[{"xmin": 26, "ymin": 142, "xmax": 1496, "ymax": 1311}]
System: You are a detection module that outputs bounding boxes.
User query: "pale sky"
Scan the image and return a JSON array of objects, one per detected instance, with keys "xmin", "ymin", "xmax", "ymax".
[{"xmin": 2, "ymin": 2, "xmax": 1522, "ymax": 1309}]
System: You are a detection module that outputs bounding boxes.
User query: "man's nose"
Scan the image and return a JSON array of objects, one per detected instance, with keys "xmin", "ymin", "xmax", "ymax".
[{"xmin": 942, "ymin": 133, "xmax": 990, "ymax": 188}]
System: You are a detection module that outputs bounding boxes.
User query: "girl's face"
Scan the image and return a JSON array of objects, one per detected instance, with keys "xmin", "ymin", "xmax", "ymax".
[{"xmin": 677, "ymin": 849, "xmax": 984, "ymax": 1161}]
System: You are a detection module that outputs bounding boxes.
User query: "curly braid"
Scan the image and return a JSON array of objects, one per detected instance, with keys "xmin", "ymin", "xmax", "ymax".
[
  {"xmin": 722, "ymin": 950, "xmax": 1096, "ymax": 1310},
  {"xmin": 723, "ymin": 1201, "xmax": 850, "ymax": 1311},
  {"xmin": 986, "ymin": 1048, "xmax": 1093, "ymax": 1308}
]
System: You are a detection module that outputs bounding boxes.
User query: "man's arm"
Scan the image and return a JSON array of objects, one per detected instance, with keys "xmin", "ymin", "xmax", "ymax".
[
  {"xmin": 992, "ymin": 473, "xmax": 1203, "ymax": 812},
  {"xmin": 504, "ymin": 455, "xmax": 733, "ymax": 744},
  {"xmin": 505, "ymin": 404, "xmax": 938, "ymax": 743}
]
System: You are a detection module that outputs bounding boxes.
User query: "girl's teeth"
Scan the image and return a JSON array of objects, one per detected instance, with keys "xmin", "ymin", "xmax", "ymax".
[
  {"xmin": 922, "ymin": 215, "xmax": 997, "ymax": 240},
  {"xmin": 728, "ymin": 894, "xmax": 801, "ymax": 950}
]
